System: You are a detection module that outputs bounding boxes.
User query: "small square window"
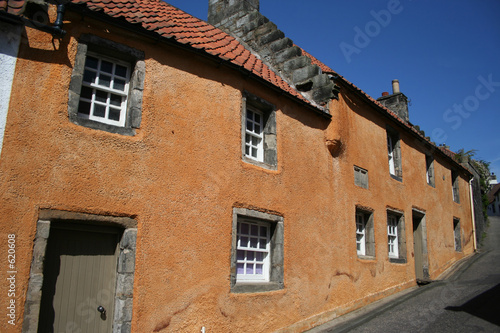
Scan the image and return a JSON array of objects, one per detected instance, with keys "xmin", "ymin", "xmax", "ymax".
[
  {"xmin": 354, "ymin": 166, "xmax": 368, "ymax": 189},
  {"xmin": 231, "ymin": 208, "xmax": 284, "ymax": 293}
]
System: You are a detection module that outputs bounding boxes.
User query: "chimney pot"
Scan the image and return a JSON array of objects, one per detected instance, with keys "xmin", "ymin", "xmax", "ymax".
[
  {"xmin": 392, "ymin": 79, "xmax": 400, "ymax": 94},
  {"xmin": 382, "ymin": 92, "xmax": 389, "ymax": 96}
]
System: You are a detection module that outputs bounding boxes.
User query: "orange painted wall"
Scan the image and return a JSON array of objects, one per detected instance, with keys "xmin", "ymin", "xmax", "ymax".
[{"xmin": 0, "ymin": 8, "xmax": 474, "ymax": 333}]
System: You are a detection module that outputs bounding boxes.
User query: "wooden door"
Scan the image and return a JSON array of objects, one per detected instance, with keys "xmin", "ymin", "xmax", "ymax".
[
  {"xmin": 412, "ymin": 216, "xmax": 424, "ymax": 280},
  {"xmin": 38, "ymin": 223, "xmax": 120, "ymax": 333}
]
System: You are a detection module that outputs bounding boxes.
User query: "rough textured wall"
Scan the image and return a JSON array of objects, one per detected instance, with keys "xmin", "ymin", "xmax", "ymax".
[
  {"xmin": 0, "ymin": 21, "xmax": 21, "ymax": 158},
  {"xmin": 0, "ymin": 9, "xmax": 474, "ymax": 333}
]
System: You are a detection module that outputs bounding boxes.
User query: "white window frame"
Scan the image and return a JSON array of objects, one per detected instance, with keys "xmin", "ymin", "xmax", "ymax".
[
  {"xmin": 236, "ymin": 219, "xmax": 270, "ymax": 282},
  {"xmin": 78, "ymin": 53, "xmax": 130, "ymax": 127},
  {"xmin": 387, "ymin": 134, "xmax": 396, "ymax": 175},
  {"xmin": 356, "ymin": 212, "xmax": 366, "ymax": 256},
  {"xmin": 425, "ymin": 155, "xmax": 435, "ymax": 186},
  {"xmin": 388, "ymin": 215, "xmax": 399, "ymax": 258},
  {"xmin": 244, "ymin": 106, "xmax": 264, "ymax": 162},
  {"xmin": 452, "ymin": 171, "xmax": 460, "ymax": 203}
]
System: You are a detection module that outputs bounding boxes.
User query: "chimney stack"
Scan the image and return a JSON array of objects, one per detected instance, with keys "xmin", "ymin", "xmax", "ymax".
[
  {"xmin": 376, "ymin": 79, "xmax": 410, "ymax": 122},
  {"xmin": 392, "ymin": 79, "xmax": 400, "ymax": 94}
]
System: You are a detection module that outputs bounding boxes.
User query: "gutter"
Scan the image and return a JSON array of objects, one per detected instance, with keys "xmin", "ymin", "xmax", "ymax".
[
  {"xmin": 0, "ymin": 3, "xmax": 66, "ymax": 37},
  {"xmin": 469, "ymin": 178, "xmax": 477, "ymax": 251}
]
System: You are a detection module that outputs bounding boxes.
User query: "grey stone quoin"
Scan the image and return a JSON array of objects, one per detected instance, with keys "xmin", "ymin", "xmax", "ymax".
[{"xmin": 208, "ymin": 0, "xmax": 338, "ymax": 109}]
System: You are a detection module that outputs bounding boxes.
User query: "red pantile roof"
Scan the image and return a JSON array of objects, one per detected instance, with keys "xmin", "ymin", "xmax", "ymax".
[
  {"xmin": 69, "ymin": 0, "xmax": 311, "ymax": 108},
  {"xmin": 2, "ymin": 0, "xmax": 470, "ymax": 174},
  {"xmin": 0, "ymin": 0, "xmax": 26, "ymax": 15}
]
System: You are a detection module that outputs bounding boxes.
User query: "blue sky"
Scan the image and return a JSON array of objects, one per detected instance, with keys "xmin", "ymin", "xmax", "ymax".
[{"xmin": 165, "ymin": 0, "xmax": 500, "ymax": 177}]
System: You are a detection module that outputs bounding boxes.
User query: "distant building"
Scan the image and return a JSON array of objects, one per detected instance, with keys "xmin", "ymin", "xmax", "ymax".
[{"xmin": 487, "ymin": 184, "xmax": 500, "ymax": 216}]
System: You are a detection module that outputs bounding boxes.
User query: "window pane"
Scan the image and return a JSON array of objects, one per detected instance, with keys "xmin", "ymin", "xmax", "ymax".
[
  {"xmin": 260, "ymin": 226, "xmax": 267, "ymax": 236},
  {"xmin": 93, "ymin": 104, "xmax": 106, "ymax": 118},
  {"xmin": 85, "ymin": 56, "xmax": 98, "ymax": 69},
  {"xmin": 99, "ymin": 74, "xmax": 111, "ymax": 87},
  {"xmin": 78, "ymin": 100, "xmax": 91, "ymax": 115},
  {"xmin": 115, "ymin": 64, "xmax": 127, "ymax": 77},
  {"xmin": 246, "ymin": 264, "xmax": 254, "ymax": 274},
  {"xmin": 245, "ymin": 134, "xmax": 251, "ymax": 145},
  {"xmin": 113, "ymin": 79, "xmax": 126, "ymax": 91},
  {"xmin": 256, "ymin": 252, "xmax": 263, "ymax": 261},
  {"xmin": 246, "ymin": 121, "xmax": 253, "ymax": 132},
  {"xmin": 254, "ymin": 113, "xmax": 260, "ymax": 123},
  {"xmin": 83, "ymin": 70, "xmax": 96, "ymax": 84},
  {"xmin": 95, "ymin": 90, "xmax": 107, "ymax": 103},
  {"xmin": 237, "ymin": 263, "xmax": 245, "ymax": 274},
  {"xmin": 109, "ymin": 107, "xmax": 121, "ymax": 121},
  {"xmin": 247, "ymin": 251, "xmax": 254, "ymax": 261},
  {"xmin": 255, "ymin": 264, "xmax": 263, "ymax": 274},
  {"xmin": 80, "ymin": 86, "xmax": 93, "ymax": 100},
  {"xmin": 237, "ymin": 250, "xmax": 245, "ymax": 260},
  {"xmin": 251, "ymin": 147, "xmax": 257, "ymax": 158},
  {"xmin": 240, "ymin": 236, "xmax": 248, "ymax": 247},
  {"xmin": 250, "ymin": 224, "xmax": 258, "ymax": 235},
  {"xmin": 100, "ymin": 60, "xmax": 113, "ymax": 74},
  {"xmin": 250, "ymin": 237, "xmax": 258, "ymax": 248},
  {"xmin": 110, "ymin": 94, "xmax": 122, "ymax": 106},
  {"xmin": 241, "ymin": 223, "xmax": 249, "ymax": 234},
  {"xmin": 254, "ymin": 124, "xmax": 260, "ymax": 133},
  {"xmin": 259, "ymin": 240, "xmax": 266, "ymax": 249}
]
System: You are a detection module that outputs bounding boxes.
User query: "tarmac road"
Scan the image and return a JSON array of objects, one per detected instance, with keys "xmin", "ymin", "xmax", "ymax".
[{"xmin": 309, "ymin": 216, "xmax": 500, "ymax": 333}]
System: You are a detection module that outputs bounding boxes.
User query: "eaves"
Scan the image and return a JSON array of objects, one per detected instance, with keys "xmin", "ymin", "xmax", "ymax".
[{"xmin": 65, "ymin": 3, "xmax": 332, "ymax": 121}]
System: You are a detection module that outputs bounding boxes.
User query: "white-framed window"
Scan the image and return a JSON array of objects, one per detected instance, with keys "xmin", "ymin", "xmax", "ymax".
[
  {"xmin": 387, "ymin": 134, "xmax": 395, "ymax": 175},
  {"xmin": 386, "ymin": 127, "xmax": 402, "ymax": 179},
  {"xmin": 236, "ymin": 219, "xmax": 270, "ymax": 282},
  {"xmin": 426, "ymin": 155, "xmax": 435, "ymax": 187},
  {"xmin": 388, "ymin": 215, "xmax": 399, "ymax": 258},
  {"xmin": 355, "ymin": 208, "xmax": 375, "ymax": 258},
  {"xmin": 244, "ymin": 106, "xmax": 264, "ymax": 162},
  {"xmin": 241, "ymin": 92, "xmax": 277, "ymax": 169},
  {"xmin": 356, "ymin": 212, "xmax": 366, "ymax": 256},
  {"xmin": 68, "ymin": 34, "xmax": 145, "ymax": 136},
  {"xmin": 231, "ymin": 208, "xmax": 284, "ymax": 293},
  {"xmin": 452, "ymin": 171, "xmax": 460, "ymax": 203},
  {"xmin": 78, "ymin": 53, "xmax": 130, "ymax": 127}
]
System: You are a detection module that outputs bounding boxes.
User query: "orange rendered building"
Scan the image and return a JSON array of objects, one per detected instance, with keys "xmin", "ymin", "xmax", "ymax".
[{"xmin": 0, "ymin": 1, "xmax": 475, "ymax": 332}]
